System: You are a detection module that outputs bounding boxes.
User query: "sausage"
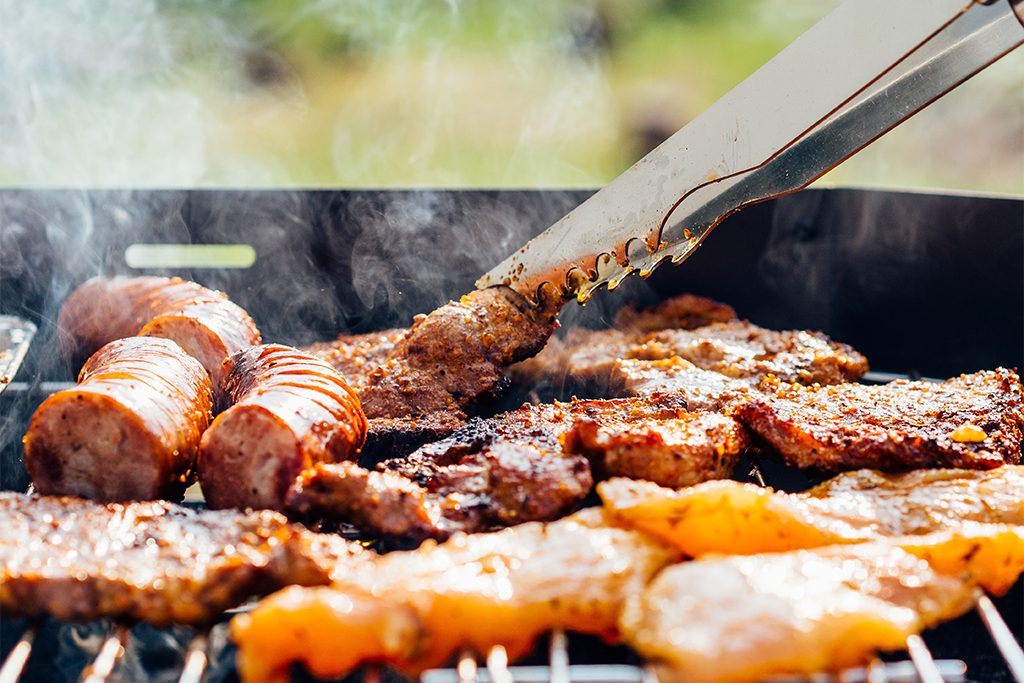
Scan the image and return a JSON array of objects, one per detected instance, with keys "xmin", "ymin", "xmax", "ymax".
[
  {"xmin": 198, "ymin": 344, "xmax": 367, "ymax": 511},
  {"xmin": 23, "ymin": 337, "xmax": 214, "ymax": 502},
  {"xmin": 58, "ymin": 275, "xmax": 261, "ymax": 407}
]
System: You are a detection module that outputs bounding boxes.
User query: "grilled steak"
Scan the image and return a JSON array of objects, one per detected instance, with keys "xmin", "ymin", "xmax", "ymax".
[
  {"xmin": 199, "ymin": 344, "xmax": 367, "ymax": 511},
  {"xmin": 733, "ymin": 369, "xmax": 1024, "ymax": 474},
  {"xmin": 0, "ymin": 492, "xmax": 370, "ymax": 626},
  {"xmin": 305, "ymin": 286, "xmax": 561, "ymax": 456},
  {"xmin": 57, "ymin": 275, "xmax": 261, "ymax": 408},
  {"xmin": 231, "ymin": 506, "xmax": 681, "ymax": 683},
  {"xmin": 620, "ymin": 542, "xmax": 976, "ymax": 683},
  {"xmin": 23, "ymin": 337, "xmax": 213, "ymax": 502}
]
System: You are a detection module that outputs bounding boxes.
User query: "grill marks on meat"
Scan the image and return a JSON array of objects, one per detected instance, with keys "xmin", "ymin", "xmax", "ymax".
[
  {"xmin": 57, "ymin": 276, "xmax": 261, "ymax": 408},
  {"xmin": 734, "ymin": 370, "xmax": 1024, "ymax": 474},
  {"xmin": 0, "ymin": 492, "xmax": 370, "ymax": 626},
  {"xmin": 198, "ymin": 344, "xmax": 367, "ymax": 512},
  {"xmin": 231, "ymin": 507, "xmax": 681, "ymax": 683},
  {"xmin": 23, "ymin": 337, "xmax": 213, "ymax": 502},
  {"xmin": 620, "ymin": 543, "xmax": 976, "ymax": 683}
]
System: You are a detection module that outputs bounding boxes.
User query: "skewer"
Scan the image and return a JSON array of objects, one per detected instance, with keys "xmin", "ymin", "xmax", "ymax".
[
  {"xmin": 80, "ymin": 625, "xmax": 128, "ymax": 683},
  {"xmin": 975, "ymin": 593, "xmax": 1024, "ymax": 683},
  {"xmin": 864, "ymin": 658, "xmax": 887, "ymax": 683},
  {"xmin": 0, "ymin": 625, "xmax": 35, "ymax": 683},
  {"xmin": 905, "ymin": 635, "xmax": 944, "ymax": 683},
  {"xmin": 487, "ymin": 646, "xmax": 513, "ymax": 683},
  {"xmin": 549, "ymin": 630, "xmax": 570, "ymax": 683},
  {"xmin": 458, "ymin": 649, "xmax": 479, "ymax": 683},
  {"xmin": 176, "ymin": 634, "xmax": 208, "ymax": 683}
]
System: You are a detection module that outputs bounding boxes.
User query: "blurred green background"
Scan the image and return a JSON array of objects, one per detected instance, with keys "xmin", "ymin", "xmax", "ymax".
[{"xmin": 2, "ymin": 0, "xmax": 1022, "ymax": 192}]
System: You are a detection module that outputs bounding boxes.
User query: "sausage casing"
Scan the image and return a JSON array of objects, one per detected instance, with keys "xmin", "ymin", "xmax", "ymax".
[
  {"xmin": 23, "ymin": 337, "xmax": 214, "ymax": 502},
  {"xmin": 199, "ymin": 344, "xmax": 367, "ymax": 511},
  {"xmin": 58, "ymin": 275, "xmax": 261, "ymax": 405}
]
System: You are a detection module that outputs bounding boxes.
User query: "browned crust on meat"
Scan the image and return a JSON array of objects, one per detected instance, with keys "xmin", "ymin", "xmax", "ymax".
[
  {"xmin": 57, "ymin": 275, "xmax": 261, "ymax": 407},
  {"xmin": 199, "ymin": 344, "xmax": 367, "ymax": 511},
  {"xmin": 0, "ymin": 491, "xmax": 369, "ymax": 626},
  {"xmin": 613, "ymin": 293, "xmax": 738, "ymax": 333},
  {"xmin": 23, "ymin": 337, "xmax": 213, "ymax": 502},
  {"xmin": 562, "ymin": 412, "xmax": 749, "ymax": 488},
  {"xmin": 732, "ymin": 370, "xmax": 1024, "ymax": 475}
]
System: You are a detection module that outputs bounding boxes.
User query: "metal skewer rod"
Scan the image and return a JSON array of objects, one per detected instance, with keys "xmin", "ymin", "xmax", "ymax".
[
  {"xmin": 177, "ymin": 634, "xmax": 208, "ymax": 683},
  {"xmin": 905, "ymin": 634, "xmax": 944, "ymax": 683},
  {"xmin": 487, "ymin": 646, "xmax": 513, "ymax": 683},
  {"xmin": 0, "ymin": 625, "xmax": 35, "ymax": 683},
  {"xmin": 549, "ymin": 630, "xmax": 570, "ymax": 683},
  {"xmin": 458, "ymin": 649, "xmax": 479, "ymax": 683},
  {"xmin": 976, "ymin": 593, "xmax": 1024, "ymax": 683},
  {"xmin": 81, "ymin": 626, "xmax": 127, "ymax": 683}
]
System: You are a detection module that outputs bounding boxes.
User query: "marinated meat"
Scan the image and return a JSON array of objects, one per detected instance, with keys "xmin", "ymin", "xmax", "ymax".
[
  {"xmin": 562, "ymin": 412, "xmax": 749, "ymax": 489},
  {"xmin": 733, "ymin": 370, "xmax": 1024, "ymax": 474},
  {"xmin": 611, "ymin": 357, "xmax": 761, "ymax": 409},
  {"xmin": 612, "ymin": 293, "xmax": 738, "ymax": 334},
  {"xmin": 231, "ymin": 507, "xmax": 681, "ymax": 683},
  {"xmin": 57, "ymin": 275, "xmax": 261, "ymax": 407},
  {"xmin": 199, "ymin": 345, "xmax": 367, "ymax": 511},
  {"xmin": 287, "ymin": 442, "xmax": 592, "ymax": 541},
  {"xmin": 0, "ymin": 491, "xmax": 371, "ymax": 626},
  {"xmin": 23, "ymin": 337, "xmax": 213, "ymax": 502},
  {"xmin": 305, "ymin": 286, "xmax": 561, "ymax": 457},
  {"xmin": 619, "ymin": 543, "xmax": 976, "ymax": 683},
  {"xmin": 513, "ymin": 299, "xmax": 867, "ymax": 400},
  {"xmin": 599, "ymin": 466, "xmax": 1024, "ymax": 593}
]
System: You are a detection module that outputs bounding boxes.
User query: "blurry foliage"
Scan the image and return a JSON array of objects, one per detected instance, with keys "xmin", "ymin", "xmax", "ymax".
[{"xmin": 1, "ymin": 0, "xmax": 1021, "ymax": 191}]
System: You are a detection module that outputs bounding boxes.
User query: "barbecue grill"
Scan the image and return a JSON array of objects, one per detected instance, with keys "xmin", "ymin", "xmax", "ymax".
[{"xmin": 1, "ymin": 186, "xmax": 1022, "ymax": 682}]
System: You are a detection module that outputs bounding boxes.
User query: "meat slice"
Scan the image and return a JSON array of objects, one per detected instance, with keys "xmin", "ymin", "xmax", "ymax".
[
  {"xmin": 231, "ymin": 507, "xmax": 680, "ymax": 683},
  {"xmin": 620, "ymin": 543, "xmax": 976, "ymax": 683},
  {"xmin": 304, "ymin": 286, "xmax": 561, "ymax": 457},
  {"xmin": 23, "ymin": 337, "xmax": 213, "ymax": 502},
  {"xmin": 733, "ymin": 369, "xmax": 1024, "ymax": 474},
  {"xmin": 510, "ymin": 294, "xmax": 866, "ymax": 400},
  {"xmin": 0, "ymin": 491, "xmax": 371, "ymax": 626},
  {"xmin": 562, "ymin": 412, "xmax": 749, "ymax": 489},
  {"xmin": 58, "ymin": 275, "xmax": 261, "ymax": 407},
  {"xmin": 198, "ymin": 344, "xmax": 367, "ymax": 511},
  {"xmin": 611, "ymin": 358, "xmax": 761, "ymax": 409}
]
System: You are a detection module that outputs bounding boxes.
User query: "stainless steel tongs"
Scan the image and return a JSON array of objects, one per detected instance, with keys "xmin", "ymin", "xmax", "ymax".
[{"xmin": 478, "ymin": 0, "xmax": 1024, "ymax": 304}]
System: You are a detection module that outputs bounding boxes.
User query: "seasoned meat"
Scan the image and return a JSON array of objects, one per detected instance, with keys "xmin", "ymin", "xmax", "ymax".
[
  {"xmin": 513, "ymin": 298, "xmax": 866, "ymax": 400},
  {"xmin": 620, "ymin": 543, "xmax": 976, "ymax": 683},
  {"xmin": 198, "ymin": 345, "xmax": 367, "ymax": 511},
  {"xmin": 599, "ymin": 466, "xmax": 1024, "ymax": 593},
  {"xmin": 305, "ymin": 286, "xmax": 561, "ymax": 456},
  {"xmin": 231, "ymin": 507, "xmax": 680, "ymax": 683},
  {"xmin": 23, "ymin": 337, "xmax": 213, "ymax": 502},
  {"xmin": 611, "ymin": 357, "xmax": 761, "ymax": 409},
  {"xmin": 0, "ymin": 491, "xmax": 371, "ymax": 626},
  {"xmin": 57, "ymin": 275, "xmax": 261, "ymax": 408},
  {"xmin": 733, "ymin": 370, "xmax": 1024, "ymax": 474},
  {"xmin": 562, "ymin": 412, "xmax": 749, "ymax": 489},
  {"xmin": 288, "ymin": 441, "xmax": 592, "ymax": 541},
  {"xmin": 612, "ymin": 293, "xmax": 738, "ymax": 334}
]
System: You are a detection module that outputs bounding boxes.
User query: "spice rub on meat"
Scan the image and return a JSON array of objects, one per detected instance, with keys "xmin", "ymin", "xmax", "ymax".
[
  {"xmin": 286, "ymin": 394, "xmax": 749, "ymax": 541},
  {"xmin": 0, "ymin": 492, "xmax": 371, "ymax": 626},
  {"xmin": 734, "ymin": 369, "xmax": 1024, "ymax": 474},
  {"xmin": 511, "ymin": 293, "xmax": 867, "ymax": 400},
  {"xmin": 304, "ymin": 286, "xmax": 560, "ymax": 454}
]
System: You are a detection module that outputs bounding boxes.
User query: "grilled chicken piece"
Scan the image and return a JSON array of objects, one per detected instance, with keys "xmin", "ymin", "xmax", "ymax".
[
  {"xmin": 199, "ymin": 345, "xmax": 367, "ymax": 511},
  {"xmin": 23, "ymin": 337, "xmax": 213, "ymax": 502},
  {"xmin": 733, "ymin": 370, "xmax": 1024, "ymax": 474},
  {"xmin": 620, "ymin": 543, "xmax": 976, "ymax": 683},
  {"xmin": 57, "ymin": 275, "xmax": 261, "ymax": 408},
  {"xmin": 231, "ymin": 507, "xmax": 681, "ymax": 683},
  {"xmin": 295, "ymin": 394, "xmax": 746, "ymax": 540},
  {"xmin": 599, "ymin": 466, "xmax": 1024, "ymax": 594},
  {"xmin": 0, "ymin": 491, "xmax": 371, "ymax": 626}
]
